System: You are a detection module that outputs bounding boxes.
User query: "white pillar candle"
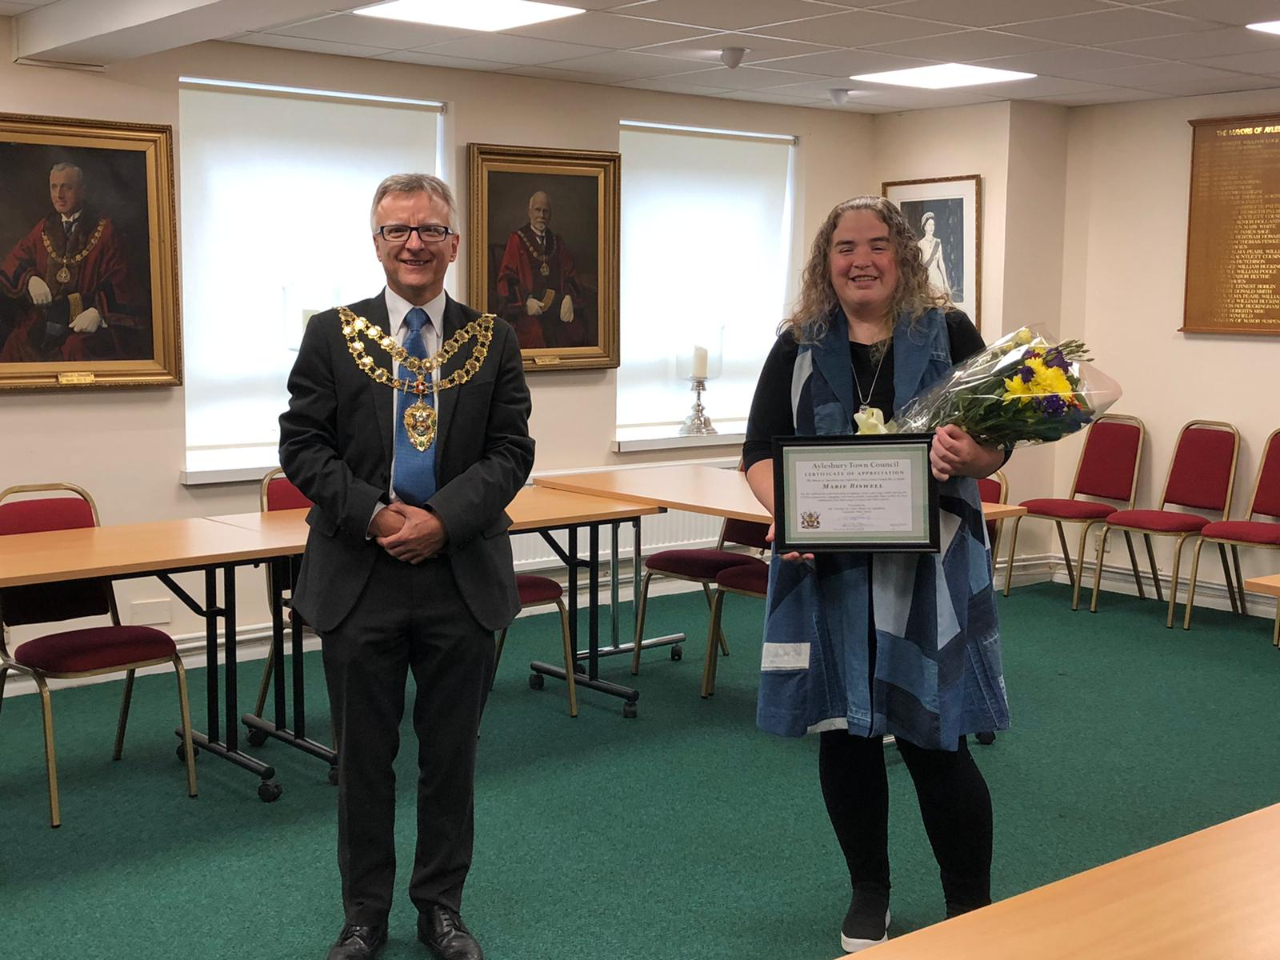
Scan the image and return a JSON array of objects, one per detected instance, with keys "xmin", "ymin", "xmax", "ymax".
[{"xmin": 691, "ymin": 345, "xmax": 708, "ymax": 379}]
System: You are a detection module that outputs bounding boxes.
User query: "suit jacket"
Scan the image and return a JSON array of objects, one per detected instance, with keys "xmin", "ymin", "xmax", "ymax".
[{"xmin": 279, "ymin": 291, "xmax": 534, "ymax": 633}]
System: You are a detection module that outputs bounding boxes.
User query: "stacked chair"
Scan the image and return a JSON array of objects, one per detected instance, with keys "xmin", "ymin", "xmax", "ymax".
[
  {"xmin": 1003, "ymin": 414, "xmax": 1144, "ymax": 610},
  {"xmin": 0, "ymin": 483, "xmax": 197, "ymax": 828},
  {"xmin": 1183, "ymin": 427, "xmax": 1280, "ymax": 631},
  {"xmin": 1090, "ymin": 420, "xmax": 1239, "ymax": 628}
]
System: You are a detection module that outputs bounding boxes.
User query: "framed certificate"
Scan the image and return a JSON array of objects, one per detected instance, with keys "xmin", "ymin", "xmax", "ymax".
[{"xmin": 772, "ymin": 435, "xmax": 940, "ymax": 553}]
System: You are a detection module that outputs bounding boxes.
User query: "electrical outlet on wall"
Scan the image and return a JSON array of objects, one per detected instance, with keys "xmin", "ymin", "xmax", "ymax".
[{"xmin": 131, "ymin": 600, "xmax": 171, "ymax": 625}]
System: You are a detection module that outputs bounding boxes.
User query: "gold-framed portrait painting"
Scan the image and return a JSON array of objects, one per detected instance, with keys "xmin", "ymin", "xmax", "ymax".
[
  {"xmin": 467, "ymin": 142, "xmax": 619, "ymax": 372},
  {"xmin": 882, "ymin": 174, "xmax": 982, "ymax": 333},
  {"xmin": 0, "ymin": 113, "xmax": 180, "ymax": 389}
]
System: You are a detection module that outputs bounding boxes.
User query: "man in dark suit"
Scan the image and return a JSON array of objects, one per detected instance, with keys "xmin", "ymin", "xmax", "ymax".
[{"xmin": 280, "ymin": 173, "xmax": 534, "ymax": 960}]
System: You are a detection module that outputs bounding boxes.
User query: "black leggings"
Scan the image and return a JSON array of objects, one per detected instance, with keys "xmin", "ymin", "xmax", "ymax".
[{"xmin": 818, "ymin": 730, "xmax": 993, "ymax": 911}]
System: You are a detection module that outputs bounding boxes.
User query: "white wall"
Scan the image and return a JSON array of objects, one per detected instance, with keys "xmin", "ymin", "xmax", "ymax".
[
  {"xmin": 1060, "ymin": 88, "xmax": 1280, "ymax": 595},
  {"xmin": 0, "ymin": 18, "xmax": 872, "ymax": 637}
]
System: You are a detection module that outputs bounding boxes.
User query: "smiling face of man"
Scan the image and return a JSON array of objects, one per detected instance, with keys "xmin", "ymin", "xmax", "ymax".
[{"xmin": 371, "ymin": 190, "xmax": 459, "ymax": 305}]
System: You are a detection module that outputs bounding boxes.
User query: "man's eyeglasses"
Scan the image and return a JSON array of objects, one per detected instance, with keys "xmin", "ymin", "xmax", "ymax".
[{"xmin": 375, "ymin": 223, "xmax": 455, "ymax": 244}]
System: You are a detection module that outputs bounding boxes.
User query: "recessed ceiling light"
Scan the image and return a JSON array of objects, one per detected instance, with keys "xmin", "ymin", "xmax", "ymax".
[
  {"xmin": 353, "ymin": 0, "xmax": 585, "ymax": 32},
  {"xmin": 1246, "ymin": 20, "xmax": 1280, "ymax": 35},
  {"xmin": 850, "ymin": 63, "xmax": 1036, "ymax": 90}
]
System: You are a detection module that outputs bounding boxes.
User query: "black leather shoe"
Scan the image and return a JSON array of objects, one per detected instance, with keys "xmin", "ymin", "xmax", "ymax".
[
  {"xmin": 417, "ymin": 905, "xmax": 484, "ymax": 960},
  {"xmin": 327, "ymin": 924, "xmax": 387, "ymax": 960}
]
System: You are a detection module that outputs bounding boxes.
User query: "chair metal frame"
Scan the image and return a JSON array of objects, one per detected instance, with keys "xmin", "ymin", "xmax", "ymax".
[
  {"xmin": 250, "ymin": 467, "xmax": 308, "ymax": 724},
  {"xmin": 1090, "ymin": 419, "xmax": 1240, "ymax": 629},
  {"xmin": 701, "ymin": 575, "xmax": 767, "ymax": 699},
  {"xmin": 1183, "ymin": 427, "xmax": 1280, "ymax": 631},
  {"xmin": 979, "ymin": 468, "xmax": 1009, "ymax": 561},
  {"xmin": 493, "ymin": 587, "xmax": 578, "ymax": 717},
  {"xmin": 0, "ymin": 483, "xmax": 197, "ymax": 828},
  {"xmin": 1003, "ymin": 414, "xmax": 1146, "ymax": 610}
]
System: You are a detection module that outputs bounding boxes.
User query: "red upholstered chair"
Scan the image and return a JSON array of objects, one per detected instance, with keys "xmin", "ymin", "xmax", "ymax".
[
  {"xmin": 1183, "ymin": 427, "xmax": 1280, "ymax": 631},
  {"xmin": 700, "ymin": 560, "xmax": 768, "ymax": 698},
  {"xmin": 629, "ymin": 514, "xmax": 769, "ymax": 677},
  {"xmin": 0, "ymin": 483, "xmax": 197, "ymax": 828},
  {"xmin": 250, "ymin": 468, "xmax": 313, "ymax": 726},
  {"xmin": 1090, "ymin": 420, "xmax": 1240, "ymax": 628},
  {"xmin": 493, "ymin": 574, "xmax": 577, "ymax": 717},
  {"xmin": 1003, "ymin": 414, "xmax": 1145, "ymax": 610},
  {"xmin": 976, "ymin": 469, "xmax": 1009, "ymax": 562}
]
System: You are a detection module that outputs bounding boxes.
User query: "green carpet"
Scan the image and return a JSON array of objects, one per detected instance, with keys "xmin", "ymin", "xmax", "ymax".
[{"xmin": 1, "ymin": 583, "xmax": 1278, "ymax": 960}]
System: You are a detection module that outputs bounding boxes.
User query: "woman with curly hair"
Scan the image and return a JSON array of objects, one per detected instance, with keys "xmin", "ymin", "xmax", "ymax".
[{"xmin": 742, "ymin": 196, "xmax": 1009, "ymax": 952}]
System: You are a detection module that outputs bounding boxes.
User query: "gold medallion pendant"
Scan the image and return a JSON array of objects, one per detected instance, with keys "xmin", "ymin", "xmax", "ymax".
[
  {"xmin": 56, "ymin": 267, "xmax": 71, "ymax": 283},
  {"xmin": 403, "ymin": 394, "xmax": 437, "ymax": 452},
  {"xmin": 539, "ymin": 261, "xmax": 550, "ymax": 277}
]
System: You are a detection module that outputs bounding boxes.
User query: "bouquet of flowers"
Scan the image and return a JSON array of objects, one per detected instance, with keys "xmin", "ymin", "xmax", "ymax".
[{"xmin": 882, "ymin": 326, "xmax": 1121, "ymax": 447}]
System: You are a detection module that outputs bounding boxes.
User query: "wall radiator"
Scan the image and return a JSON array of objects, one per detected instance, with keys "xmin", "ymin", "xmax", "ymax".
[{"xmin": 510, "ymin": 508, "xmax": 724, "ymax": 572}]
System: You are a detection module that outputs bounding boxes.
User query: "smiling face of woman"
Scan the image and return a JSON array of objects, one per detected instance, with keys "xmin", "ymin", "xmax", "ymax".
[
  {"xmin": 923, "ymin": 217, "xmax": 935, "ymax": 238},
  {"xmin": 828, "ymin": 209, "xmax": 899, "ymax": 321}
]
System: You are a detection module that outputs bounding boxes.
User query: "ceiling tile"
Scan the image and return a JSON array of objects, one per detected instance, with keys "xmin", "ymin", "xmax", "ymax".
[
  {"xmin": 1136, "ymin": 71, "xmax": 1280, "ymax": 94},
  {"xmin": 372, "ymin": 50, "xmax": 511, "ymax": 71},
  {"xmin": 1029, "ymin": 87, "xmax": 1167, "ymax": 105},
  {"xmin": 1192, "ymin": 48, "xmax": 1280, "ymax": 74},
  {"xmin": 874, "ymin": 0, "xmax": 1113, "ymax": 28},
  {"xmin": 756, "ymin": 77, "xmax": 881, "ymax": 98},
  {"xmin": 761, "ymin": 47, "xmax": 937, "ymax": 77},
  {"xmin": 418, "ymin": 34, "xmax": 612, "ymax": 64},
  {"xmin": 849, "ymin": 86, "xmax": 1006, "ymax": 107},
  {"xmin": 608, "ymin": 0, "xmax": 844, "ymax": 31},
  {"xmin": 638, "ymin": 31, "xmax": 838, "ymax": 64},
  {"xmin": 998, "ymin": 7, "xmax": 1220, "ymax": 45},
  {"xmin": 268, "ymin": 13, "xmax": 474, "ymax": 49},
  {"xmin": 759, "ymin": 9, "xmax": 963, "ymax": 46},
  {"xmin": 503, "ymin": 11, "xmax": 713, "ymax": 48},
  {"xmin": 1103, "ymin": 26, "xmax": 1280, "ymax": 59},
  {"xmin": 233, "ymin": 33, "xmax": 395, "ymax": 59},
  {"xmin": 537, "ymin": 49, "xmax": 702, "ymax": 78},
  {"xmin": 1145, "ymin": 0, "xmax": 1280, "ymax": 26},
  {"xmin": 1085, "ymin": 60, "xmax": 1252, "ymax": 86},
  {"xmin": 664, "ymin": 64, "xmax": 832, "ymax": 89},
  {"xmin": 989, "ymin": 75, "xmax": 1126, "ymax": 97},
  {"xmin": 0, "ymin": 2, "xmax": 39, "ymax": 15},
  {"xmin": 614, "ymin": 76, "xmax": 737, "ymax": 94},
  {"xmin": 495, "ymin": 64, "xmax": 624, "ymax": 83},
  {"xmin": 866, "ymin": 28, "xmax": 1069, "ymax": 61},
  {"xmin": 538, "ymin": 0, "xmax": 649, "ymax": 8},
  {"xmin": 972, "ymin": 46, "xmax": 1160, "ymax": 79}
]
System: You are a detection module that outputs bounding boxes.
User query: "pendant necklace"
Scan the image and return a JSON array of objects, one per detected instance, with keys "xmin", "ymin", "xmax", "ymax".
[{"xmin": 852, "ymin": 339, "xmax": 890, "ymax": 416}]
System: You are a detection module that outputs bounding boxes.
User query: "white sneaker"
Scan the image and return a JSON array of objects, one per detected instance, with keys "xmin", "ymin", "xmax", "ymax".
[{"xmin": 840, "ymin": 907, "xmax": 890, "ymax": 952}]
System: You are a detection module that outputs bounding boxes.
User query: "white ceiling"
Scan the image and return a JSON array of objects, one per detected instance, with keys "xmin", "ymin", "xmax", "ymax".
[{"xmin": 9, "ymin": 0, "xmax": 1280, "ymax": 110}]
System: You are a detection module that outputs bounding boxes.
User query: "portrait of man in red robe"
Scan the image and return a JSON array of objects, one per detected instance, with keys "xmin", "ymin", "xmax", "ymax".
[
  {"xmin": 495, "ymin": 190, "xmax": 591, "ymax": 350},
  {"xmin": 0, "ymin": 161, "xmax": 147, "ymax": 363}
]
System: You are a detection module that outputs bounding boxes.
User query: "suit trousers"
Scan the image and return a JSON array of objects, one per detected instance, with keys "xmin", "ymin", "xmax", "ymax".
[{"xmin": 321, "ymin": 548, "xmax": 495, "ymax": 926}]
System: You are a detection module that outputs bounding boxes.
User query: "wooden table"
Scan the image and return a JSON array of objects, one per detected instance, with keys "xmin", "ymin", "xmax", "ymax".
[
  {"xmin": 0, "ymin": 515, "xmax": 306, "ymax": 801},
  {"xmin": 208, "ymin": 486, "xmax": 666, "ymax": 752},
  {"xmin": 534, "ymin": 464, "xmax": 1027, "ymax": 524},
  {"xmin": 1243, "ymin": 573, "xmax": 1280, "ymax": 646},
  {"xmin": 850, "ymin": 804, "xmax": 1280, "ymax": 960}
]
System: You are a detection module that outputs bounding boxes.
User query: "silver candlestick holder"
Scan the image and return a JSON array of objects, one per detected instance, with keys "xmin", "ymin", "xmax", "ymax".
[{"xmin": 678, "ymin": 376, "xmax": 717, "ymax": 436}]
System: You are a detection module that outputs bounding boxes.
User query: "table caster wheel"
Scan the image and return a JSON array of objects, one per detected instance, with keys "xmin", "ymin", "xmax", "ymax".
[
  {"xmin": 622, "ymin": 701, "xmax": 638, "ymax": 719},
  {"xmin": 528, "ymin": 673, "xmax": 545, "ymax": 690},
  {"xmin": 328, "ymin": 767, "xmax": 339, "ymax": 786},
  {"xmin": 670, "ymin": 644, "xmax": 683, "ymax": 662},
  {"xmin": 246, "ymin": 727, "xmax": 269, "ymax": 747},
  {"xmin": 976, "ymin": 731, "xmax": 996, "ymax": 745},
  {"xmin": 176, "ymin": 743, "xmax": 198, "ymax": 763},
  {"xmin": 258, "ymin": 781, "xmax": 283, "ymax": 803}
]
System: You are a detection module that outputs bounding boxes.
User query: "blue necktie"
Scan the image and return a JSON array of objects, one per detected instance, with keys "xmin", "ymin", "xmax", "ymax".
[{"xmin": 392, "ymin": 307, "xmax": 437, "ymax": 506}]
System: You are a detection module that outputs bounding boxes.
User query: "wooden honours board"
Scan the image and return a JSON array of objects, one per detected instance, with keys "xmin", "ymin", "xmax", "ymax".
[{"xmin": 1183, "ymin": 115, "xmax": 1280, "ymax": 336}]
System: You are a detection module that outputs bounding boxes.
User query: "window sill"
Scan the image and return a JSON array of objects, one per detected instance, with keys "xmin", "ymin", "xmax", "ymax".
[
  {"xmin": 180, "ymin": 447, "xmax": 277, "ymax": 486},
  {"xmin": 612, "ymin": 421, "xmax": 746, "ymax": 454}
]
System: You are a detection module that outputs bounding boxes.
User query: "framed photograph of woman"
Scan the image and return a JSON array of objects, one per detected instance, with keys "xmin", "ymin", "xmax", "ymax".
[
  {"xmin": 467, "ymin": 142, "xmax": 620, "ymax": 372},
  {"xmin": 882, "ymin": 174, "xmax": 982, "ymax": 332},
  {"xmin": 0, "ymin": 112, "xmax": 180, "ymax": 389}
]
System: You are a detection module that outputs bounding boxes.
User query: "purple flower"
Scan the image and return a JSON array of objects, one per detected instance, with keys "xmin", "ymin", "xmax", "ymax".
[
  {"xmin": 1043, "ymin": 348, "xmax": 1071, "ymax": 372},
  {"xmin": 1035, "ymin": 394, "xmax": 1068, "ymax": 417},
  {"xmin": 1019, "ymin": 365, "xmax": 1036, "ymax": 383}
]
